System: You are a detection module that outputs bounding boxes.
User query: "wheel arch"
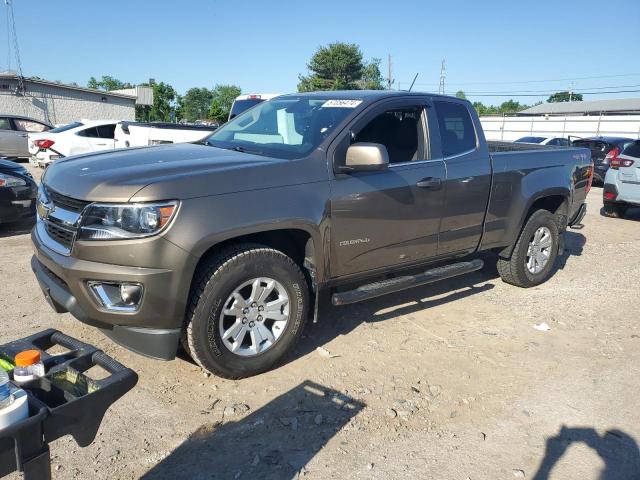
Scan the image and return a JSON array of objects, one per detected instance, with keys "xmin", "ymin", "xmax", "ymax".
[{"xmin": 499, "ymin": 189, "xmax": 569, "ymax": 258}]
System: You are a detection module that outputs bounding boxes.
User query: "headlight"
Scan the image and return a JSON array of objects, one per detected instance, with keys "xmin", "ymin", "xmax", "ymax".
[
  {"xmin": 78, "ymin": 201, "xmax": 178, "ymax": 240},
  {"xmin": 0, "ymin": 173, "xmax": 27, "ymax": 188}
]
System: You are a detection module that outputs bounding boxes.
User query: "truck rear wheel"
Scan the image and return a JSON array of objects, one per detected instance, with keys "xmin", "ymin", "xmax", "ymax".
[
  {"xmin": 497, "ymin": 209, "xmax": 560, "ymax": 288},
  {"xmin": 184, "ymin": 244, "xmax": 309, "ymax": 379}
]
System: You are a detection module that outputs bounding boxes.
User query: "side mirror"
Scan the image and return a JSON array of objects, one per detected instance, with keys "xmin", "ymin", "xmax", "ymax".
[{"xmin": 342, "ymin": 142, "xmax": 389, "ymax": 172}]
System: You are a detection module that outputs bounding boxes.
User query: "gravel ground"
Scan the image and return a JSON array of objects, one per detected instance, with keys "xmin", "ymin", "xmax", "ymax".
[{"xmin": 2, "ymin": 164, "xmax": 640, "ymax": 479}]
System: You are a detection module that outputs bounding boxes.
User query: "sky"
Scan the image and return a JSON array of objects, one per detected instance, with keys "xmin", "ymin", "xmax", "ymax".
[{"xmin": 3, "ymin": 0, "xmax": 640, "ymax": 105}]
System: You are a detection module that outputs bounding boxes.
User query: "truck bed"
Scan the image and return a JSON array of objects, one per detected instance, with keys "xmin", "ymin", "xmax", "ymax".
[{"xmin": 487, "ymin": 140, "xmax": 569, "ymax": 153}]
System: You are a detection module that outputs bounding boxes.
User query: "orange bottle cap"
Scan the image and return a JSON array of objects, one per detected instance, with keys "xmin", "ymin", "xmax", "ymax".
[{"xmin": 15, "ymin": 350, "xmax": 41, "ymax": 367}]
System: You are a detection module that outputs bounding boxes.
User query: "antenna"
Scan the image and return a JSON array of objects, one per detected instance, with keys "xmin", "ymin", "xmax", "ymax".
[
  {"xmin": 438, "ymin": 59, "xmax": 446, "ymax": 95},
  {"xmin": 408, "ymin": 73, "xmax": 419, "ymax": 92},
  {"xmin": 5, "ymin": 0, "xmax": 25, "ymax": 95}
]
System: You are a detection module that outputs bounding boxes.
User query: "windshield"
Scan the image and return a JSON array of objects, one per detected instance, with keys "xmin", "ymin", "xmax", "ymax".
[
  {"xmin": 515, "ymin": 136, "xmax": 546, "ymax": 144},
  {"xmin": 49, "ymin": 121, "xmax": 84, "ymax": 133},
  {"xmin": 206, "ymin": 97, "xmax": 358, "ymax": 159}
]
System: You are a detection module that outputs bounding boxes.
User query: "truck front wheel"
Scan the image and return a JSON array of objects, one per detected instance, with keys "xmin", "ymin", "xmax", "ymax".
[
  {"xmin": 184, "ymin": 244, "xmax": 309, "ymax": 379},
  {"xmin": 497, "ymin": 210, "xmax": 560, "ymax": 288}
]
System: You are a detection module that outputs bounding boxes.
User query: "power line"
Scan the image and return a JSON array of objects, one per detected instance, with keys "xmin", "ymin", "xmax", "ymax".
[
  {"xmin": 445, "ymin": 72, "xmax": 640, "ymax": 87},
  {"xmin": 466, "ymin": 89, "xmax": 640, "ymax": 97}
]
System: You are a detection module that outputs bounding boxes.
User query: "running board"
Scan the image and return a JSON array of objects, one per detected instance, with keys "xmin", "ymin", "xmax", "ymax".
[{"xmin": 331, "ymin": 259, "xmax": 484, "ymax": 306}]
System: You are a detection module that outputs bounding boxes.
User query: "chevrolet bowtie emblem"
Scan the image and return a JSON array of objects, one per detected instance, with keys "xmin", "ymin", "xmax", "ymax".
[{"xmin": 37, "ymin": 199, "xmax": 54, "ymax": 220}]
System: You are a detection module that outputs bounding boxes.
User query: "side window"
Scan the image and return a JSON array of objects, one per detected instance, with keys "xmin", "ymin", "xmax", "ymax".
[
  {"xmin": 0, "ymin": 118, "xmax": 11, "ymax": 130},
  {"xmin": 77, "ymin": 127, "xmax": 100, "ymax": 138},
  {"xmin": 434, "ymin": 101, "xmax": 476, "ymax": 157},
  {"xmin": 547, "ymin": 139, "xmax": 559, "ymax": 146},
  {"xmin": 96, "ymin": 124, "xmax": 116, "ymax": 139},
  {"xmin": 354, "ymin": 107, "xmax": 425, "ymax": 164},
  {"xmin": 14, "ymin": 119, "xmax": 49, "ymax": 132}
]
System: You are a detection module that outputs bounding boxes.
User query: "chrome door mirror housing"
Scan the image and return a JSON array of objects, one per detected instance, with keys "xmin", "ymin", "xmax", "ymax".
[{"xmin": 343, "ymin": 143, "xmax": 389, "ymax": 172}]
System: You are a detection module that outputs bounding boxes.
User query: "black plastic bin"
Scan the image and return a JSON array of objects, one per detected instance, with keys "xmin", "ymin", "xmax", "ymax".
[{"xmin": 0, "ymin": 329, "xmax": 137, "ymax": 479}]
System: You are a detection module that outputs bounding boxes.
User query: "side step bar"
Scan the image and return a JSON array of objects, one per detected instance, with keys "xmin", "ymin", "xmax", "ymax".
[{"xmin": 331, "ymin": 258, "xmax": 484, "ymax": 306}]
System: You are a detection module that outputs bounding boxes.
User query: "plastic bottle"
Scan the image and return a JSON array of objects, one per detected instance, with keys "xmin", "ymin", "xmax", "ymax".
[
  {"xmin": 0, "ymin": 369, "xmax": 13, "ymax": 409},
  {"xmin": 13, "ymin": 350, "xmax": 45, "ymax": 384}
]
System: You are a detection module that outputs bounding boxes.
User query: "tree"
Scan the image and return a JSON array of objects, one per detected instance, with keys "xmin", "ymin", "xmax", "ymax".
[
  {"xmin": 298, "ymin": 42, "xmax": 369, "ymax": 91},
  {"xmin": 547, "ymin": 91, "xmax": 583, "ymax": 103},
  {"xmin": 179, "ymin": 87, "xmax": 214, "ymax": 122},
  {"xmin": 209, "ymin": 84, "xmax": 242, "ymax": 123},
  {"xmin": 136, "ymin": 81, "xmax": 178, "ymax": 122},
  {"xmin": 471, "ymin": 100, "xmax": 531, "ymax": 115},
  {"xmin": 359, "ymin": 58, "xmax": 385, "ymax": 90},
  {"xmin": 87, "ymin": 75, "xmax": 132, "ymax": 91},
  {"xmin": 455, "ymin": 90, "xmax": 467, "ymax": 99}
]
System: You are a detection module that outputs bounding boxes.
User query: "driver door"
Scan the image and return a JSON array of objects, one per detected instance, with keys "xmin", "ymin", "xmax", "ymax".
[{"xmin": 329, "ymin": 98, "xmax": 446, "ymax": 278}]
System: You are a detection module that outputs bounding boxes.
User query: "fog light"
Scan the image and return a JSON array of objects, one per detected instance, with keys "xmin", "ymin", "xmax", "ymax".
[{"xmin": 88, "ymin": 282, "xmax": 144, "ymax": 312}]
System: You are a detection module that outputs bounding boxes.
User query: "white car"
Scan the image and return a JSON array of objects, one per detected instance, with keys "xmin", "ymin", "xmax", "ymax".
[
  {"xmin": 514, "ymin": 136, "xmax": 570, "ymax": 146},
  {"xmin": 113, "ymin": 122, "xmax": 217, "ymax": 148},
  {"xmin": 229, "ymin": 93, "xmax": 280, "ymax": 120},
  {"xmin": 28, "ymin": 120, "xmax": 118, "ymax": 167},
  {"xmin": 603, "ymin": 140, "xmax": 640, "ymax": 218}
]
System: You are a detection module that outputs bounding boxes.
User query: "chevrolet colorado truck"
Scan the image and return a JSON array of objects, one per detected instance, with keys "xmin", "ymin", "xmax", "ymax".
[{"xmin": 30, "ymin": 91, "xmax": 592, "ymax": 379}]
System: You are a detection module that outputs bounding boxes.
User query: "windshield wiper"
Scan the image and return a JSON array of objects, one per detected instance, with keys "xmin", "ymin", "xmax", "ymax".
[{"xmin": 229, "ymin": 145, "xmax": 264, "ymax": 155}]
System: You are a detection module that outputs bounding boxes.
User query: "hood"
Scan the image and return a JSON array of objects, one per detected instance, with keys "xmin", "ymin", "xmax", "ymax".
[{"xmin": 42, "ymin": 143, "xmax": 324, "ymax": 202}]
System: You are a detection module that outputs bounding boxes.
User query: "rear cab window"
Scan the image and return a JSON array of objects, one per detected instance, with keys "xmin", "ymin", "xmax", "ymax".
[{"xmin": 433, "ymin": 101, "xmax": 477, "ymax": 157}]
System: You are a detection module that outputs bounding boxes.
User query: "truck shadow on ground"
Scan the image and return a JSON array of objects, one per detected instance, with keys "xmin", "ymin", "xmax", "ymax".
[
  {"xmin": 533, "ymin": 425, "xmax": 640, "ymax": 479},
  {"xmin": 295, "ymin": 235, "xmax": 585, "ymax": 361},
  {"xmin": 141, "ymin": 380, "xmax": 365, "ymax": 480},
  {"xmin": 0, "ymin": 218, "xmax": 35, "ymax": 238}
]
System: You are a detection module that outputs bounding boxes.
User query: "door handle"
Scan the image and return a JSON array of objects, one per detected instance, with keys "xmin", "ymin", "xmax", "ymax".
[{"xmin": 416, "ymin": 177, "xmax": 442, "ymax": 189}]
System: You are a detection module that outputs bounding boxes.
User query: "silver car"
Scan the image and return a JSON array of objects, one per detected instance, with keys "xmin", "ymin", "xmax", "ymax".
[
  {"xmin": 603, "ymin": 140, "xmax": 640, "ymax": 217},
  {"xmin": 0, "ymin": 115, "xmax": 52, "ymax": 159}
]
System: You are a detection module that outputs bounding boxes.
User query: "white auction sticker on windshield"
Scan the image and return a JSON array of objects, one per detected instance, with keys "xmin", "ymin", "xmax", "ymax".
[{"xmin": 321, "ymin": 99, "xmax": 363, "ymax": 108}]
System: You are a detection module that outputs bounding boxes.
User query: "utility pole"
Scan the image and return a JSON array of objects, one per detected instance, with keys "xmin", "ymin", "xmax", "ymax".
[
  {"xmin": 386, "ymin": 54, "xmax": 393, "ymax": 90},
  {"xmin": 568, "ymin": 81, "xmax": 575, "ymax": 102},
  {"xmin": 438, "ymin": 59, "xmax": 446, "ymax": 95}
]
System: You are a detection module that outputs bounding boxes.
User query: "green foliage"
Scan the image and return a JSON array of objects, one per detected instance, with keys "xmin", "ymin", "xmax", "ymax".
[
  {"xmin": 179, "ymin": 87, "xmax": 214, "ymax": 122},
  {"xmin": 209, "ymin": 84, "xmax": 242, "ymax": 123},
  {"xmin": 87, "ymin": 75, "xmax": 132, "ymax": 91},
  {"xmin": 547, "ymin": 91, "xmax": 583, "ymax": 102},
  {"xmin": 360, "ymin": 58, "xmax": 385, "ymax": 90},
  {"xmin": 455, "ymin": 90, "xmax": 467, "ymax": 99},
  {"xmin": 299, "ymin": 42, "xmax": 384, "ymax": 92},
  {"xmin": 135, "ymin": 82, "xmax": 178, "ymax": 122},
  {"xmin": 472, "ymin": 99, "xmax": 532, "ymax": 115}
]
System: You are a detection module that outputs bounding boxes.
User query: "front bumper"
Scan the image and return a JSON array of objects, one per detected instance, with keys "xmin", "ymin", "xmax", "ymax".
[{"xmin": 31, "ymin": 228, "xmax": 196, "ymax": 360}]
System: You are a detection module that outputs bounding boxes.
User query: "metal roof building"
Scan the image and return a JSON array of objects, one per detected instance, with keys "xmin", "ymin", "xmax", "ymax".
[
  {"xmin": 0, "ymin": 72, "xmax": 152, "ymax": 125},
  {"xmin": 519, "ymin": 98, "xmax": 640, "ymax": 116}
]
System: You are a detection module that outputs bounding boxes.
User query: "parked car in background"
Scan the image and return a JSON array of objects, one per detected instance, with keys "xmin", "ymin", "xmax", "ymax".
[
  {"xmin": 28, "ymin": 120, "xmax": 118, "ymax": 167},
  {"xmin": 0, "ymin": 159, "xmax": 37, "ymax": 224},
  {"xmin": 603, "ymin": 140, "xmax": 640, "ymax": 218},
  {"xmin": 0, "ymin": 115, "xmax": 52, "ymax": 159},
  {"xmin": 114, "ymin": 121, "xmax": 217, "ymax": 148},
  {"xmin": 228, "ymin": 93, "xmax": 280, "ymax": 120},
  {"xmin": 572, "ymin": 136, "xmax": 635, "ymax": 185},
  {"xmin": 31, "ymin": 91, "xmax": 591, "ymax": 379},
  {"xmin": 514, "ymin": 136, "xmax": 570, "ymax": 146}
]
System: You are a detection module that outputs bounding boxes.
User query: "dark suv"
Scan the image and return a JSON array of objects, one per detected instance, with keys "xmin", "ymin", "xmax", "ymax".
[{"xmin": 572, "ymin": 136, "xmax": 635, "ymax": 185}]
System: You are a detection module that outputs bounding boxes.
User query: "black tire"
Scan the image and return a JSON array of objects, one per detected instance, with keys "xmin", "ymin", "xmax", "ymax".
[
  {"xmin": 497, "ymin": 210, "xmax": 560, "ymax": 288},
  {"xmin": 603, "ymin": 203, "xmax": 625, "ymax": 218},
  {"xmin": 184, "ymin": 244, "xmax": 309, "ymax": 379}
]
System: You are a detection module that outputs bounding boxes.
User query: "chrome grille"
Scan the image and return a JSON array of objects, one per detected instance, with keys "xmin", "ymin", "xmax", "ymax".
[
  {"xmin": 44, "ymin": 222, "xmax": 76, "ymax": 249},
  {"xmin": 45, "ymin": 187, "xmax": 90, "ymax": 213}
]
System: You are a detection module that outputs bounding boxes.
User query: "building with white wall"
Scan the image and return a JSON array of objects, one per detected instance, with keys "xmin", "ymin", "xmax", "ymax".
[{"xmin": 0, "ymin": 72, "xmax": 152, "ymax": 125}]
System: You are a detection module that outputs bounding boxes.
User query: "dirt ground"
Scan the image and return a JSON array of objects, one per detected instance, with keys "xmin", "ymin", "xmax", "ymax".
[{"xmin": 2, "ymin": 164, "xmax": 640, "ymax": 479}]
